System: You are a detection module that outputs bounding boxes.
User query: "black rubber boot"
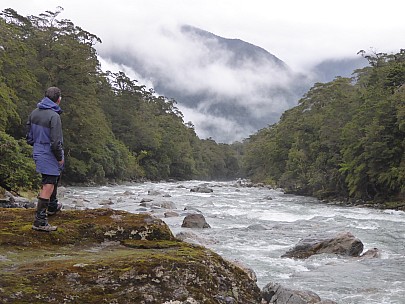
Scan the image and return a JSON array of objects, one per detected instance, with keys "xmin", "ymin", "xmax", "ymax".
[
  {"xmin": 47, "ymin": 199, "xmax": 62, "ymax": 216},
  {"xmin": 47, "ymin": 180, "xmax": 62, "ymax": 216},
  {"xmin": 32, "ymin": 198, "xmax": 57, "ymax": 232}
]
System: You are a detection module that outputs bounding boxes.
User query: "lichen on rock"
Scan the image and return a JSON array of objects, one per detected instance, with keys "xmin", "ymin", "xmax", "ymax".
[{"xmin": 0, "ymin": 208, "xmax": 261, "ymax": 303}]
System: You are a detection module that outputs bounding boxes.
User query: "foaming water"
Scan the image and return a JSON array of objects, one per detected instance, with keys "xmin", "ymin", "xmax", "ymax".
[{"xmin": 63, "ymin": 180, "xmax": 405, "ymax": 303}]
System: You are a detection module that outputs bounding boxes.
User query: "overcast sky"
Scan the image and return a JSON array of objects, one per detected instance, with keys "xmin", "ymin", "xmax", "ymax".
[
  {"xmin": 2, "ymin": 0, "xmax": 404, "ymax": 142},
  {"xmin": 3, "ymin": 0, "xmax": 404, "ymax": 70}
]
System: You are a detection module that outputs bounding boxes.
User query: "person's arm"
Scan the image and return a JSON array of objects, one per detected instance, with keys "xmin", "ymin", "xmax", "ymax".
[
  {"xmin": 25, "ymin": 114, "xmax": 34, "ymax": 146},
  {"xmin": 49, "ymin": 114, "xmax": 64, "ymax": 162}
]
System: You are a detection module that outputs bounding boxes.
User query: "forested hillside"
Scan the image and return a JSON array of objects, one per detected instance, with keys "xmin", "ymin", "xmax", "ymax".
[
  {"xmin": 0, "ymin": 8, "xmax": 241, "ymax": 192},
  {"xmin": 107, "ymin": 24, "xmax": 309, "ymax": 143},
  {"xmin": 243, "ymin": 50, "xmax": 405, "ymax": 204}
]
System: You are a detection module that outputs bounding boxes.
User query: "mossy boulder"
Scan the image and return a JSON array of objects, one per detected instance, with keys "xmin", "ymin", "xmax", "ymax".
[{"xmin": 0, "ymin": 208, "xmax": 261, "ymax": 303}]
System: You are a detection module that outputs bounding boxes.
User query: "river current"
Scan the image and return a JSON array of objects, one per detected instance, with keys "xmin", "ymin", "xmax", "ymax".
[{"xmin": 61, "ymin": 180, "xmax": 405, "ymax": 304}]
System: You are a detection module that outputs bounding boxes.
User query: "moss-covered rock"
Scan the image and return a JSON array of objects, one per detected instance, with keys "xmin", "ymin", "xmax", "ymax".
[{"xmin": 0, "ymin": 208, "xmax": 261, "ymax": 303}]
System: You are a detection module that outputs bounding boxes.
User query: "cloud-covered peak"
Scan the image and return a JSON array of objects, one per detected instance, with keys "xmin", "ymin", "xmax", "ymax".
[
  {"xmin": 100, "ymin": 24, "xmax": 309, "ymax": 143},
  {"xmin": 180, "ymin": 25, "xmax": 288, "ymax": 70}
]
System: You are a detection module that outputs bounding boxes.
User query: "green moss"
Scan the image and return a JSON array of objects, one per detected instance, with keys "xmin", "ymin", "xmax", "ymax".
[
  {"xmin": 122, "ymin": 239, "xmax": 182, "ymax": 249},
  {"xmin": 0, "ymin": 208, "xmax": 261, "ymax": 303},
  {"xmin": 0, "ymin": 208, "xmax": 175, "ymax": 248}
]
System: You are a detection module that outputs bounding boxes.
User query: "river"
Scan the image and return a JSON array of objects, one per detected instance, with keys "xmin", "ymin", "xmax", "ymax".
[{"xmin": 61, "ymin": 180, "xmax": 405, "ymax": 304}]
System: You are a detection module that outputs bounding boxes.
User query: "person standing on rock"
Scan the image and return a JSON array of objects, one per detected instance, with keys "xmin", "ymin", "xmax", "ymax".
[{"xmin": 26, "ymin": 87, "xmax": 64, "ymax": 232}]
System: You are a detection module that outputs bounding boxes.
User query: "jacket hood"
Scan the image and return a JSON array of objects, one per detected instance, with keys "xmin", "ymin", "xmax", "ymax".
[{"xmin": 37, "ymin": 97, "xmax": 63, "ymax": 114}]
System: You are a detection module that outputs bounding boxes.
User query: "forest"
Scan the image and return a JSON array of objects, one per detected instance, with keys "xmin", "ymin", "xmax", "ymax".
[
  {"xmin": 0, "ymin": 8, "xmax": 241, "ymax": 192},
  {"xmin": 243, "ymin": 50, "xmax": 405, "ymax": 204},
  {"xmin": 0, "ymin": 8, "xmax": 404, "ymax": 205}
]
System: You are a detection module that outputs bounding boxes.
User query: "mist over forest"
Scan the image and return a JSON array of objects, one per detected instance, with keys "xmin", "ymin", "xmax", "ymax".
[{"xmin": 100, "ymin": 25, "xmax": 368, "ymax": 143}]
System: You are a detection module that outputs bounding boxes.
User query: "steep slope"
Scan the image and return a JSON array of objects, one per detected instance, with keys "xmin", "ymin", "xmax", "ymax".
[
  {"xmin": 102, "ymin": 25, "xmax": 367, "ymax": 143},
  {"xmin": 102, "ymin": 25, "xmax": 309, "ymax": 143}
]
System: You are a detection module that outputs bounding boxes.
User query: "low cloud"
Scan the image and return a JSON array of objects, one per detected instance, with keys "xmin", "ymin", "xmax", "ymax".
[
  {"xmin": 100, "ymin": 24, "xmax": 303, "ymax": 142},
  {"xmin": 178, "ymin": 105, "xmax": 258, "ymax": 143}
]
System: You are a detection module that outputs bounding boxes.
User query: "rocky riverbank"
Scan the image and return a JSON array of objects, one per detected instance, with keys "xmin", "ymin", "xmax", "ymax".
[
  {"xmin": 0, "ymin": 206, "xmax": 343, "ymax": 303},
  {"xmin": 0, "ymin": 208, "xmax": 261, "ymax": 303}
]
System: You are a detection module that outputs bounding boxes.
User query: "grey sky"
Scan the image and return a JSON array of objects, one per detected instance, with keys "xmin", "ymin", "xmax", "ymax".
[{"xmin": 2, "ymin": 0, "xmax": 404, "ymax": 69}]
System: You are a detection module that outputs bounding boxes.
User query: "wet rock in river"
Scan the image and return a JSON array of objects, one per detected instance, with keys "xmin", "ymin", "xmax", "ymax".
[
  {"xmin": 190, "ymin": 186, "xmax": 213, "ymax": 193},
  {"xmin": 281, "ymin": 231, "xmax": 364, "ymax": 259},
  {"xmin": 359, "ymin": 247, "xmax": 381, "ymax": 259},
  {"xmin": 181, "ymin": 213, "xmax": 211, "ymax": 228},
  {"xmin": 141, "ymin": 200, "xmax": 177, "ymax": 209},
  {"xmin": 261, "ymin": 282, "xmax": 337, "ymax": 304}
]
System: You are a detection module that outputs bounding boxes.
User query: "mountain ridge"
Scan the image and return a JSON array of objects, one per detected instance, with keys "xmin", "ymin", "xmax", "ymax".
[{"xmin": 101, "ymin": 25, "xmax": 366, "ymax": 142}]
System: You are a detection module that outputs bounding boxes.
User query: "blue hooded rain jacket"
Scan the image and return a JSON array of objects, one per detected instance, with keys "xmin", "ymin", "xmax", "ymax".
[{"xmin": 26, "ymin": 97, "xmax": 64, "ymax": 176}]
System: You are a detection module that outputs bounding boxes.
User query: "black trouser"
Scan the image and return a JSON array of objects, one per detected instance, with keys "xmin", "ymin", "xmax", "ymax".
[{"xmin": 41, "ymin": 174, "xmax": 60, "ymax": 210}]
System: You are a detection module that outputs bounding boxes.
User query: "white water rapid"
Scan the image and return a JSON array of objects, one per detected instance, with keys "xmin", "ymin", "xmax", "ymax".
[{"xmin": 61, "ymin": 180, "xmax": 405, "ymax": 304}]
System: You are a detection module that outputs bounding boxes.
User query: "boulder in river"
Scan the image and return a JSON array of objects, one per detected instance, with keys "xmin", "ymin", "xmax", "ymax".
[
  {"xmin": 190, "ymin": 186, "xmax": 213, "ymax": 193},
  {"xmin": 281, "ymin": 231, "xmax": 364, "ymax": 259},
  {"xmin": 141, "ymin": 200, "xmax": 177, "ymax": 210},
  {"xmin": 181, "ymin": 213, "xmax": 211, "ymax": 228},
  {"xmin": 261, "ymin": 282, "xmax": 337, "ymax": 304}
]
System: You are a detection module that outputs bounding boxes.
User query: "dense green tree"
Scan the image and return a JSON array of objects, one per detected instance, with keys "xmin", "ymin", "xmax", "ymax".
[
  {"xmin": 340, "ymin": 50, "xmax": 405, "ymax": 201},
  {"xmin": 0, "ymin": 8, "xmax": 144, "ymax": 188},
  {"xmin": 0, "ymin": 131, "xmax": 40, "ymax": 192},
  {"xmin": 100, "ymin": 71, "xmax": 242, "ymax": 181},
  {"xmin": 243, "ymin": 50, "xmax": 405, "ymax": 204},
  {"xmin": 0, "ymin": 13, "xmax": 42, "ymax": 136},
  {"xmin": 0, "ymin": 13, "xmax": 41, "ymax": 192}
]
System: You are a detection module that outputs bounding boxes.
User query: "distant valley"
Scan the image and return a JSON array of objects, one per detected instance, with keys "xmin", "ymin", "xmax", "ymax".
[{"xmin": 101, "ymin": 25, "xmax": 367, "ymax": 143}]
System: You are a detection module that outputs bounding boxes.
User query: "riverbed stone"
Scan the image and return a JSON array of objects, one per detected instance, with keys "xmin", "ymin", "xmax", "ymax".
[
  {"xmin": 181, "ymin": 213, "xmax": 211, "ymax": 228},
  {"xmin": 281, "ymin": 232, "xmax": 364, "ymax": 259},
  {"xmin": 359, "ymin": 247, "xmax": 381, "ymax": 259},
  {"xmin": 190, "ymin": 186, "xmax": 213, "ymax": 193},
  {"xmin": 261, "ymin": 282, "xmax": 337, "ymax": 304},
  {"xmin": 141, "ymin": 200, "xmax": 177, "ymax": 209}
]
